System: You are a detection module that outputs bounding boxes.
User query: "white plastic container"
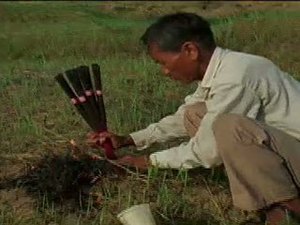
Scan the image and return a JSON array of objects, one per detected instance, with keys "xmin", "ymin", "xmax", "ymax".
[{"xmin": 117, "ymin": 203, "xmax": 157, "ymax": 225}]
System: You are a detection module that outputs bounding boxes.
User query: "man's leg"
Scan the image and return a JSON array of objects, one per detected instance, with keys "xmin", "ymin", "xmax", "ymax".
[
  {"xmin": 183, "ymin": 102, "xmax": 207, "ymax": 137},
  {"xmin": 212, "ymin": 114, "xmax": 300, "ymax": 224}
]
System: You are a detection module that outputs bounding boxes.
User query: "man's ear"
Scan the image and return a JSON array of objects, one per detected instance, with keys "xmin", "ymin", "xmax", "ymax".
[{"xmin": 181, "ymin": 42, "xmax": 200, "ymax": 60}]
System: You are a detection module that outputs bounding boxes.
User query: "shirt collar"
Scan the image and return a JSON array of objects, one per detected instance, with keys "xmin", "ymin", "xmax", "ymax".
[{"xmin": 200, "ymin": 46, "xmax": 224, "ymax": 88}]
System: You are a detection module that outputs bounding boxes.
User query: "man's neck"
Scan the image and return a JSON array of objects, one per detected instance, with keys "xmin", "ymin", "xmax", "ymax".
[{"xmin": 199, "ymin": 47, "xmax": 216, "ymax": 80}]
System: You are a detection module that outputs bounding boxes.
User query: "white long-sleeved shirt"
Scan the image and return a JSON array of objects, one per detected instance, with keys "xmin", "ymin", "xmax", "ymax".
[{"xmin": 130, "ymin": 47, "xmax": 300, "ymax": 169}]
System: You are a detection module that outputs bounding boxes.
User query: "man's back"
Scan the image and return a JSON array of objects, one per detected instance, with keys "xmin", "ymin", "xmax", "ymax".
[{"xmin": 215, "ymin": 49, "xmax": 300, "ymax": 139}]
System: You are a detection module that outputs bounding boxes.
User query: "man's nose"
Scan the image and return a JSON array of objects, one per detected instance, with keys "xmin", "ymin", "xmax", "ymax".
[{"xmin": 162, "ymin": 67, "xmax": 170, "ymax": 76}]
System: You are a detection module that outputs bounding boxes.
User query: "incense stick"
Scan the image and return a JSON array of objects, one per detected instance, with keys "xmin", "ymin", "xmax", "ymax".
[
  {"xmin": 91, "ymin": 64, "xmax": 116, "ymax": 159},
  {"xmin": 78, "ymin": 65, "xmax": 103, "ymax": 131},
  {"xmin": 65, "ymin": 68, "xmax": 99, "ymax": 131},
  {"xmin": 55, "ymin": 73, "xmax": 95, "ymax": 130},
  {"xmin": 55, "ymin": 65, "xmax": 117, "ymax": 160}
]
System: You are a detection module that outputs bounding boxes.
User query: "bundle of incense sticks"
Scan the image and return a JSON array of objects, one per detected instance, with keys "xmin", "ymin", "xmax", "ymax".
[{"xmin": 55, "ymin": 64, "xmax": 117, "ymax": 160}]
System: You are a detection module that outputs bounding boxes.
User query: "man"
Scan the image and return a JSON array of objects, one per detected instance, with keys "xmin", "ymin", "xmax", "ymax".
[{"xmin": 88, "ymin": 13, "xmax": 300, "ymax": 224}]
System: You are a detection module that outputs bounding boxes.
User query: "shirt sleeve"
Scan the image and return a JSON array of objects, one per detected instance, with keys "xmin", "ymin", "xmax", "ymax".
[
  {"xmin": 130, "ymin": 85, "xmax": 207, "ymax": 150},
  {"xmin": 149, "ymin": 83, "xmax": 261, "ymax": 169}
]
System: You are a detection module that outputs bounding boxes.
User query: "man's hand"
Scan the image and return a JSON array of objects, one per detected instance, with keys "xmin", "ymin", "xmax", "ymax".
[
  {"xmin": 116, "ymin": 155, "xmax": 150, "ymax": 170},
  {"xmin": 87, "ymin": 131, "xmax": 135, "ymax": 150}
]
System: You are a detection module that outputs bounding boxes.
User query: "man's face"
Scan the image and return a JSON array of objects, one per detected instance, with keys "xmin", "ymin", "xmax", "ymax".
[{"xmin": 148, "ymin": 43, "xmax": 202, "ymax": 84}]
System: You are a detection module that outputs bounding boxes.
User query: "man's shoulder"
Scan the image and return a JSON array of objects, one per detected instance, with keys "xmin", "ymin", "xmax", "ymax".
[
  {"xmin": 215, "ymin": 48, "xmax": 277, "ymax": 85},
  {"xmin": 222, "ymin": 48, "xmax": 273, "ymax": 68}
]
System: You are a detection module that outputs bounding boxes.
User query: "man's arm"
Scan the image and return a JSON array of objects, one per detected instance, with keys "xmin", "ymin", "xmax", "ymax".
[
  {"xmin": 87, "ymin": 86, "xmax": 206, "ymax": 151},
  {"xmin": 149, "ymin": 83, "xmax": 261, "ymax": 169}
]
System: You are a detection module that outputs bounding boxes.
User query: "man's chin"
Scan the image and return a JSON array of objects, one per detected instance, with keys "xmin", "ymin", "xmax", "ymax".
[
  {"xmin": 179, "ymin": 79, "xmax": 195, "ymax": 85},
  {"xmin": 171, "ymin": 77, "xmax": 194, "ymax": 85}
]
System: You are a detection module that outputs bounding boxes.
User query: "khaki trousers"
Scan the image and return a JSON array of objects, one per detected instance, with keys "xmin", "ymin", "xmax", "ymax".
[{"xmin": 183, "ymin": 102, "xmax": 300, "ymax": 211}]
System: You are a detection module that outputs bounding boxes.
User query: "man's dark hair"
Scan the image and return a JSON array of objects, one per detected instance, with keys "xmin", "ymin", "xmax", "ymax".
[{"xmin": 140, "ymin": 12, "xmax": 216, "ymax": 52}]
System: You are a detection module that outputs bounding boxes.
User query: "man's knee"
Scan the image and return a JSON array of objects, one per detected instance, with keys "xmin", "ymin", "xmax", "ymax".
[
  {"xmin": 183, "ymin": 102, "xmax": 207, "ymax": 137},
  {"xmin": 213, "ymin": 114, "xmax": 269, "ymax": 153},
  {"xmin": 184, "ymin": 102, "xmax": 207, "ymax": 121},
  {"xmin": 212, "ymin": 114, "xmax": 242, "ymax": 137},
  {"xmin": 213, "ymin": 114, "xmax": 249, "ymax": 155}
]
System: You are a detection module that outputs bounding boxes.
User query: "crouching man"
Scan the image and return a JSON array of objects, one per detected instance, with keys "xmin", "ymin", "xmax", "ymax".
[{"xmin": 88, "ymin": 13, "xmax": 300, "ymax": 225}]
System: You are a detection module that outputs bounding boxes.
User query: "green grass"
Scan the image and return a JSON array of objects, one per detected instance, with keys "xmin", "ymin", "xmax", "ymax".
[{"xmin": 0, "ymin": 1, "xmax": 299, "ymax": 225}]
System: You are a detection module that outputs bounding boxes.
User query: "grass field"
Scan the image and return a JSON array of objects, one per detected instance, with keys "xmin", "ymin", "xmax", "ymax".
[{"xmin": 0, "ymin": 1, "xmax": 299, "ymax": 225}]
